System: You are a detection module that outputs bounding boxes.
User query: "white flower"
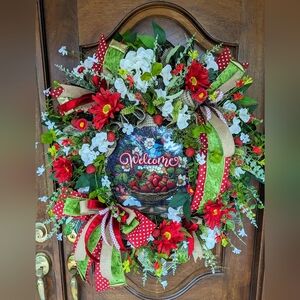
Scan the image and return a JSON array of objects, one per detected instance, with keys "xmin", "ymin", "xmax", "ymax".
[
  {"xmin": 234, "ymin": 167, "xmax": 245, "ymax": 178},
  {"xmin": 229, "ymin": 117, "xmax": 241, "ymax": 134},
  {"xmin": 41, "ymin": 111, "xmax": 48, "ymax": 122},
  {"xmin": 164, "ymin": 140, "xmax": 181, "ymax": 152},
  {"xmin": 161, "ymin": 281, "xmax": 168, "ymax": 289},
  {"xmin": 114, "ymin": 78, "xmax": 128, "ymax": 98},
  {"xmin": 45, "ymin": 120, "xmax": 56, "ymax": 130},
  {"xmin": 177, "ymin": 105, "xmax": 191, "ymax": 130},
  {"xmin": 36, "ymin": 165, "xmax": 45, "ymax": 176},
  {"xmin": 182, "ymin": 240, "xmax": 189, "ymax": 249},
  {"xmin": 56, "ymin": 233, "xmax": 63, "ymax": 241},
  {"xmin": 161, "ymin": 100, "xmax": 173, "ymax": 117},
  {"xmin": 58, "ymin": 46, "xmax": 68, "ymax": 56},
  {"xmin": 167, "ymin": 207, "xmax": 182, "ymax": 222},
  {"xmin": 239, "ymin": 108, "xmax": 250, "ymax": 123},
  {"xmin": 204, "ymin": 53, "xmax": 218, "ymax": 71},
  {"xmin": 177, "ymin": 174, "xmax": 186, "ymax": 186},
  {"xmin": 79, "ymin": 144, "xmax": 99, "ymax": 166},
  {"xmin": 155, "ymin": 88, "xmax": 167, "ymax": 99},
  {"xmin": 223, "ymin": 100, "xmax": 237, "ymax": 112},
  {"xmin": 179, "ymin": 157, "xmax": 188, "ymax": 168},
  {"xmin": 147, "ymin": 235, "xmax": 154, "ymax": 242},
  {"xmin": 43, "ymin": 88, "xmax": 51, "ymax": 97},
  {"xmin": 62, "ymin": 146, "xmax": 71, "ymax": 156},
  {"xmin": 91, "ymin": 132, "xmax": 114, "ymax": 153},
  {"xmin": 133, "ymin": 71, "xmax": 149, "ymax": 93},
  {"xmin": 122, "ymin": 164, "xmax": 131, "ymax": 172},
  {"xmin": 83, "ymin": 54, "xmax": 98, "ymax": 69},
  {"xmin": 127, "ymin": 93, "xmax": 139, "ymax": 105},
  {"xmin": 132, "ymin": 147, "xmax": 142, "ymax": 156},
  {"xmin": 72, "ymin": 65, "xmax": 85, "ymax": 78},
  {"xmin": 238, "ymin": 228, "xmax": 247, "ymax": 237},
  {"xmin": 196, "ymin": 153, "xmax": 206, "ymax": 165},
  {"xmin": 38, "ymin": 196, "xmax": 48, "ymax": 203},
  {"xmin": 200, "ymin": 227, "xmax": 218, "ymax": 250},
  {"xmin": 77, "ymin": 187, "xmax": 90, "ymax": 194},
  {"xmin": 240, "ymin": 133, "xmax": 250, "ymax": 144},
  {"xmin": 144, "ymin": 138, "xmax": 155, "ymax": 149},
  {"xmin": 161, "ymin": 64, "xmax": 172, "ymax": 86},
  {"xmin": 122, "ymin": 123, "xmax": 134, "ymax": 135},
  {"xmin": 101, "ymin": 176, "xmax": 111, "ymax": 188},
  {"xmin": 232, "ymin": 247, "xmax": 242, "ymax": 255},
  {"xmin": 35, "ymin": 142, "xmax": 39, "ymax": 149}
]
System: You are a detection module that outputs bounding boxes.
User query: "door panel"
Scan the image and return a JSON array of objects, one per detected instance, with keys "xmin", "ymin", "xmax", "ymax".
[{"xmin": 36, "ymin": 1, "xmax": 264, "ymax": 299}]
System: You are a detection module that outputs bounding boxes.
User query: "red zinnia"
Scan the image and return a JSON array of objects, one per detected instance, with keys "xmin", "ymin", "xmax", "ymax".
[
  {"xmin": 154, "ymin": 220, "xmax": 185, "ymax": 256},
  {"xmin": 71, "ymin": 118, "xmax": 88, "ymax": 131},
  {"xmin": 89, "ymin": 88, "xmax": 124, "ymax": 130},
  {"xmin": 203, "ymin": 199, "xmax": 235, "ymax": 229},
  {"xmin": 234, "ymin": 136, "xmax": 243, "ymax": 147},
  {"xmin": 252, "ymin": 146, "xmax": 263, "ymax": 155},
  {"xmin": 233, "ymin": 92, "xmax": 244, "ymax": 101},
  {"xmin": 53, "ymin": 156, "xmax": 73, "ymax": 183},
  {"xmin": 185, "ymin": 60, "xmax": 210, "ymax": 92},
  {"xmin": 192, "ymin": 87, "xmax": 208, "ymax": 104}
]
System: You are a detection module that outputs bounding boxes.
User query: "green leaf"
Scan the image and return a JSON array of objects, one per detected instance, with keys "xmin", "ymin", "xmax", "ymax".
[
  {"xmin": 113, "ymin": 32, "xmax": 123, "ymax": 42},
  {"xmin": 152, "ymin": 21, "xmax": 166, "ymax": 44},
  {"xmin": 172, "ymin": 100, "xmax": 182, "ymax": 121},
  {"xmin": 166, "ymin": 45, "xmax": 181, "ymax": 63},
  {"xmin": 226, "ymin": 220, "xmax": 235, "ymax": 230},
  {"xmin": 122, "ymin": 31, "xmax": 137, "ymax": 44},
  {"xmin": 192, "ymin": 125, "xmax": 207, "ymax": 138},
  {"xmin": 41, "ymin": 130, "xmax": 56, "ymax": 144},
  {"xmin": 169, "ymin": 192, "xmax": 190, "ymax": 208},
  {"xmin": 146, "ymin": 101, "xmax": 156, "ymax": 115},
  {"xmin": 221, "ymin": 238, "xmax": 229, "ymax": 247},
  {"xmin": 237, "ymin": 96, "xmax": 257, "ymax": 107},
  {"xmin": 209, "ymin": 150, "xmax": 223, "ymax": 163},
  {"xmin": 75, "ymin": 173, "xmax": 91, "ymax": 189},
  {"xmin": 137, "ymin": 34, "xmax": 155, "ymax": 48},
  {"xmin": 151, "ymin": 62, "xmax": 162, "ymax": 76},
  {"xmin": 183, "ymin": 200, "xmax": 191, "ymax": 221},
  {"xmin": 141, "ymin": 72, "xmax": 152, "ymax": 81}
]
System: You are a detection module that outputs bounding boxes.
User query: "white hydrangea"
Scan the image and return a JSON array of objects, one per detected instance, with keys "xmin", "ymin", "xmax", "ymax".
[
  {"xmin": 91, "ymin": 132, "xmax": 113, "ymax": 153},
  {"xmin": 79, "ymin": 144, "xmax": 99, "ymax": 166},
  {"xmin": 177, "ymin": 105, "xmax": 191, "ymax": 130},
  {"xmin": 229, "ymin": 117, "xmax": 241, "ymax": 134},
  {"xmin": 161, "ymin": 100, "xmax": 173, "ymax": 117},
  {"xmin": 238, "ymin": 108, "xmax": 250, "ymax": 123},
  {"xmin": 161, "ymin": 64, "xmax": 172, "ymax": 86},
  {"xmin": 200, "ymin": 227, "xmax": 219, "ymax": 250},
  {"xmin": 223, "ymin": 100, "xmax": 237, "ymax": 112}
]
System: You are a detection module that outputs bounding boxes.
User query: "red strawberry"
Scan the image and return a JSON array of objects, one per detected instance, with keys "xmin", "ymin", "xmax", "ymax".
[
  {"xmin": 153, "ymin": 114, "xmax": 164, "ymax": 126},
  {"xmin": 216, "ymin": 47, "xmax": 232, "ymax": 71},
  {"xmin": 152, "ymin": 177, "xmax": 159, "ymax": 187},
  {"xmin": 129, "ymin": 180, "xmax": 137, "ymax": 188},
  {"xmin": 155, "ymin": 186, "xmax": 161, "ymax": 192},
  {"xmin": 161, "ymin": 186, "xmax": 168, "ymax": 192},
  {"xmin": 146, "ymin": 182, "xmax": 154, "ymax": 189},
  {"xmin": 141, "ymin": 185, "xmax": 149, "ymax": 192},
  {"xmin": 159, "ymin": 181, "xmax": 166, "ymax": 187},
  {"xmin": 167, "ymin": 181, "xmax": 176, "ymax": 189},
  {"xmin": 136, "ymin": 171, "xmax": 143, "ymax": 178},
  {"xmin": 132, "ymin": 186, "xmax": 139, "ymax": 191},
  {"xmin": 50, "ymin": 86, "xmax": 64, "ymax": 99}
]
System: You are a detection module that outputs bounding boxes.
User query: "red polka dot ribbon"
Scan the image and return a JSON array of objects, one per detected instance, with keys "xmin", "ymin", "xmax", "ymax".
[
  {"xmin": 216, "ymin": 47, "xmax": 232, "ymax": 71},
  {"xmin": 93, "ymin": 34, "xmax": 108, "ymax": 72}
]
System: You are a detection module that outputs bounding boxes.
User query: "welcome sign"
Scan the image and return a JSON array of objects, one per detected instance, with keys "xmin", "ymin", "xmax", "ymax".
[{"xmin": 106, "ymin": 126, "xmax": 188, "ymax": 215}]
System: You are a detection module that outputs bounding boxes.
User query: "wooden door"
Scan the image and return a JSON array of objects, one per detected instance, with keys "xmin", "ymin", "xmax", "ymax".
[{"xmin": 35, "ymin": 1, "xmax": 264, "ymax": 299}]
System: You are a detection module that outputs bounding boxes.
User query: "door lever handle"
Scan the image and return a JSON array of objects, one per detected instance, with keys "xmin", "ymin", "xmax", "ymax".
[
  {"xmin": 35, "ymin": 253, "xmax": 50, "ymax": 300},
  {"xmin": 68, "ymin": 255, "xmax": 78, "ymax": 300}
]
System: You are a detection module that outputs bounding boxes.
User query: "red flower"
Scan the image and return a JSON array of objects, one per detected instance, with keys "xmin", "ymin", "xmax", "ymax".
[
  {"xmin": 126, "ymin": 75, "xmax": 134, "ymax": 88},
  {"xmin": 185, "ymin": 147, "xmax": 195, "ymax": 157},
  {"xmin": 153, "ymin": 114, "xmax": 164, "ymax": 126},
  {"xmin": 86, "ymin": 164, "xmax": 96, "ymax": 174},
  {"xmin": 252, "ymin": 146, "xmax": 263, "ymax": 155},
  {"xmin": 154, "ymin": 220, "xmax": 185, "ymax": 255},
  {"xmin": 203, "ymin": 199, "xmax": 235, "ymax": 229},
  {"xmin": 77, "ymin": 66, "xmax": 85, "ymax": 73},
  {"xmin": 192, "ymin": 87, "xmax": 208, "ymax": 104},
  {"xmin": 153, "ymin": 261, "xmax": 161, "ymax": 270},
  {"xmin": 186, "ymin": 184, "xmax": 194, "ymax": 195},
  {"xmin": 233, "ymin": 92, "xmax": 244, "ymax": 101},
  {"xmin": 71, "ymin": 118, "xmax": 88, "ymax": 131},
  {"xmin": 234, "ymin": 136, "xmax": 243, "ymax": 147},
  {"xmin": 53, "ymin": 157, "xmax": 73, "ymax": 183},
  {"xmin": 172, "ymin": 63, "xmax": 184, "ymax": 75},
  {"xmin": 185, "ymin": 60, "xmax": 210, "ymax": 92},
  {"xmin": 107, "ymin": 131, "xmax": 116, "ymax": 142},
  {"xmin": 236, "ymin": 80, "xmax": 245, "ymax": 88},
  {"xmin": 89, "ymin": 88, "xmax": 124, "ymax": 130},
  {"xmin": 92, "ymin": 75, "xmax": 100, "ymax": 87}
]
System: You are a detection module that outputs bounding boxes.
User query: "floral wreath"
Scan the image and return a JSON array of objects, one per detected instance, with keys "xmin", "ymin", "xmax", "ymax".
[{"xmin": 37, "ymin": 22, "xmax": 265, "ymax": 292}]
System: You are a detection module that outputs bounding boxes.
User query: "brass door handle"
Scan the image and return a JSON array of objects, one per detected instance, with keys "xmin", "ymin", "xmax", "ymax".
[
  {"xmin": 68, "ymin": 255, "xmax": 78, "ymax": 300},
  {"xmin": 35, "ymin": 253, "xmax": 50, "ymax": 300}
]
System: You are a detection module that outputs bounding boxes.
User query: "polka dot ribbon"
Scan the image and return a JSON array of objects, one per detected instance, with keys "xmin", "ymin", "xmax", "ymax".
[
  {"xmin": 216, "ymin": 47, "xmax": 232, "ymax": 71},
  {"xmin": 93, "ymin": 34, "xmax": 108, "ymax": 72}
]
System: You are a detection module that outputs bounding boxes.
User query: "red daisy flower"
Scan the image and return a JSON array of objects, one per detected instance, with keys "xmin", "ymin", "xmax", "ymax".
[
  {"xmin": 154, "ymin": 220, "xmax": 185, "ymax": 256},
  {"xmin": 185, "ymin": 60, "xmax": 210, "ymax": 92},
  {"xmin": 203, "ymin": 199, "xmax": 235, "ymax": 229},
  {"xmin": 71, "ymin": 118, "xmax": 88, "ymax": 131},
  {"xmin": 252, "ymin": 146, "xmax": 263, "ymax": 155},
  {"xmin": 172, "ymin": 63, "xmax": 185, "ymax": 75},
  {"xmin": 89, "ymin": 88, "xmax": 124, "ymax": 130},
  {"xmin": 192, "ymin": 87, "xmax": 208, "ymax": 104},
  {"xmin": 53, "ymin": 156, "xmax": 73, "ymax": 183}
]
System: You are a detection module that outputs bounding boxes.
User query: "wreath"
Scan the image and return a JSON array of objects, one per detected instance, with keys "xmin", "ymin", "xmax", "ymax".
[{"xmin": 37, "ymin": 22, "xmax": 265, "ymax": 291}]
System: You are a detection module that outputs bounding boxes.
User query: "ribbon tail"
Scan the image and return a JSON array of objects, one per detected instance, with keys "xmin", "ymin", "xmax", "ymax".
[{"xmin": 192, "ymin": 232, "xmax": 203, "ymax": 262}]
